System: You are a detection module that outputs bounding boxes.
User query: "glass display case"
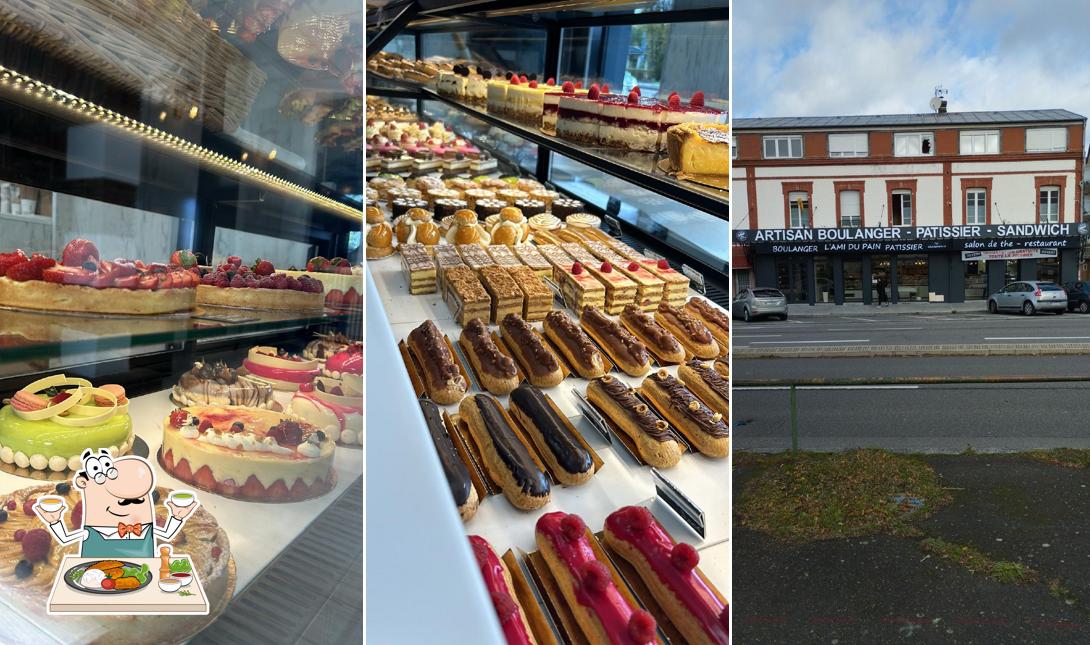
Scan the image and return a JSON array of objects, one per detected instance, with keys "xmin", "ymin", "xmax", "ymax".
[
  {"xmin": 367, "ymin": 1, "xmax": 729, "ymax": 642},
  {"xmin": 0, "ymin": 2, "xmax": 362, "ymax": 643}
]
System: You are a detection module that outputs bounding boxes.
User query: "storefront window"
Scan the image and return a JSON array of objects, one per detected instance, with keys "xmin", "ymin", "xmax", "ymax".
[
  {"xmin": 965, "ymin": 259, "xmax": 988, "ymax": 299},
  {"xmin": 1004, "ymin": 260, "xmax": 1019, "ymax": 284},
  {"xmin": 871, "ymin": 255, "xmax": 891, "ymax": 302},
  {"xmin": 776, "ymin": 257, "xmax": 810, "ymax": 303},
  {"xmin": 814, "ymin": 255, "xmax": 834, "ymax": 303},
  {"xmin": 896, "ymin": 255, "xmax": 928, "ymax": 301},
  {"xmin": 843, "ymin": 259, "xmax": 864, "ymax": 302},
  {"xmin": 1038, "ymin": 257, "xmax": 1060, "ymax": 283}
]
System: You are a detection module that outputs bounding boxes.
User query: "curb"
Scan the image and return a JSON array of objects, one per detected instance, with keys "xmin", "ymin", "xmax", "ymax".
[
  {"xmin": 735, "ymin": 343, "xmax": 1090, "ymax": 358},
  {"xmin": 735, "ymin": 374, "xmax": 1090, "ymax": 387}
]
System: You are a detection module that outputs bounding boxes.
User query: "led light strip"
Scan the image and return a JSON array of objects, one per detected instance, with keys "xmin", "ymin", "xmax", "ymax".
[{"xmin": 0, "ymin": 64, "xmax": 361, "ymax": 222}]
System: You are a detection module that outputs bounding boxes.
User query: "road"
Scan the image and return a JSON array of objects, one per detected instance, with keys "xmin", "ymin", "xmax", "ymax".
[
  {"xmin": 733, "ymin": 312, "xmax": 1090, "ymax": 453},
  {"xmin": 733, "ymin": 310, "xmax": 1090, "ymax": 349}
]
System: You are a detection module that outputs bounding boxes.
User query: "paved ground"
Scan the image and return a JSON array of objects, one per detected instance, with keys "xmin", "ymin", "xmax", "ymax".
[
  {"xmin": 734, "ymin": 455, "xmax": 1090, "ymax": 644},
  {"xmin": 734, "ymin": 381, "xmax": 1090, "ymax": 453},
  {"xmin": 734, "ymin": 311, "xmax": 1090, "ymax": 350},
  {"xmin": 736, "ymin": 355, "xmax": 1090, "ymax": 381}
]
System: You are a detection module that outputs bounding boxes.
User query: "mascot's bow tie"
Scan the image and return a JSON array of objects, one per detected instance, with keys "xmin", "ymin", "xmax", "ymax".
[{"xmin": 117, "ymin": 523, "xmax": 143, "ymax": 538}]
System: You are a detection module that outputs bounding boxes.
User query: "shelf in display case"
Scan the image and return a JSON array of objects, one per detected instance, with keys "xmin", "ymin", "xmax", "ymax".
[
  {"xmin": 0, "ymin": 305, "xmax": 353, "ymax": 364},
  {"xmin": 367, "ymin": 73, "xmax": 729, "ymax": 218}
]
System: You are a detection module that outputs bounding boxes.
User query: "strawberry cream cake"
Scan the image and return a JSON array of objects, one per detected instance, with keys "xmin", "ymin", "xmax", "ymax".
[
  {"xmin": 0, "ymin": 239, "xmax": 197, "ymax": 315},
  {"xmin": 240, "ymin": 346, "xmax": 322, "ymax": 391},
  {"xmin": 162, "ymin": 407, "xmax": 335, "ymax": 501}
]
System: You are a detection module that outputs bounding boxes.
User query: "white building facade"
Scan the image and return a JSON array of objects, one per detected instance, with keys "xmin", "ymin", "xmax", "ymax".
[{"xmin": 731, "ymin": 110, "xmax": 1087, "ymax": 305}]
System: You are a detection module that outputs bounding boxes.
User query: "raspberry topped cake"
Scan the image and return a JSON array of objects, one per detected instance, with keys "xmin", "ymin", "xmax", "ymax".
[
  {"xmin": 240, "ymin": 346, "xmax": 322, "ymax": 391},
  {"xmin": 283, "ymin": 255, "xmax": 361, "ymax": 303},
  {"xmin": 0, "ymin": 239, "xmax": 197, "ymax": 315},
  {"xmin": 196, "ymin": 256, "xmax": 324, "ymax": 311},
  {"xmin": 162, "ymin": 406, "xmax": 336, "ymax": 501},
  {"xmin": 322, "ymin": 343, "xmax": 363, "ymax": 379},
  {"xmin": 0, "ymin": 374, "xmax": 133, "ymax": 472}
]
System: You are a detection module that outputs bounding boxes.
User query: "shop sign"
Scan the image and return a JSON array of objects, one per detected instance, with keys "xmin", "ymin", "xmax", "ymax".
[
  {"xmin": 961, "ymin": 248, "xmax": 1058, "ymax": 261},
  {"xmin": 735, "ymin": 224, "xmax": 1081, "ymax": 254}
]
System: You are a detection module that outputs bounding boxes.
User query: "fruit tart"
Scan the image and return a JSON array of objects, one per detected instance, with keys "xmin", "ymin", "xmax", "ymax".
[
  {"xmin": 196, "ymin": 256, "xmax": 324, "ymax": 311},
  {"xmin": 162, "ymin": 407, "xmax": 336, "ymax": 501},
  {"xmin": 0, "ymin": 239, "xmax": 197, "ymax": 315},
  {"xmin": 0, "ymin": 481, "xmax": 232, "ymax": 643},
  {"xmin": 283, "ymin": 255, "xmax": 361, "ymax": 300},
  {"xmin": 0, "ymin": 374, "xmax": 133, "ymax": 472}
]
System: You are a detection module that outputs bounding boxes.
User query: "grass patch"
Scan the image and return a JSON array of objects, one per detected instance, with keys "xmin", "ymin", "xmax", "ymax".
[
  {"xmin": 919, "ymin": 538, "xmax": 1038, "ymax": 584},
  {"xmin": 1048, "ymin": 579, "xmax": 1078, "ymax": 606},
  {"xmin": 735, "ymin": 449, "xmax": 952, "ymax": 542},
  {"xmin": 1025, "ymin": 448, "xmax": 1090, "ymax": 469},
  {"xmin": 732, "ymin": 451, "xmax": 799, "ymax": 469}
]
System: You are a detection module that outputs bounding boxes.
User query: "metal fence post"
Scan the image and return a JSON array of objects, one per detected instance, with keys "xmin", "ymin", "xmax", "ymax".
[{"xmin": 790, "ymin": 384, "xmax": 798, "ymax": 457}]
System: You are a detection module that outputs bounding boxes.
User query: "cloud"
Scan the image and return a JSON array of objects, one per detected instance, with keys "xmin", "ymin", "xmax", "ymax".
[{"xmin": 734, "ymin": 0, "xmax": 1090, "ymax": 147}]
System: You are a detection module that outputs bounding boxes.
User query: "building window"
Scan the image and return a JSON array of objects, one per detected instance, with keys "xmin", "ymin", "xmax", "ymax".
[
  {"xmin": 731, "ymin": 136, "xmax": 737, "ymax": 159},
  {"xmin": 828, "ymin": 133, "xmax": 868, "ymax": 157},
  {"xmin": 788, "ymin": 191, "xmax": 810, "ymax": 228},
  {"xmin": 966, "ymin": 188, "xmax": 987, "ymax": 224},
  {"xmin": 1040, "ymin": 186, "xmax": 1060, "ymax": 223},
  {"xmin": 1026, "ymin": 127, "xmax": 1067, "ymax": 152},
  {"xmin": 763, "ymin": 135, "xmax": 803, "ymax": 159},
  {"xmin": 959, "ymin": 130, "xmax": 999, "ymax": 155},
  {"xmin": 891, "ymin": 189, "xmax": 912, "ymax": 226},
  {"xmin": 839, "ymin": 190, "xmax": 861, "ymax": 227},
  {"xmin": 894, "ymin": 132, "xmax": 934, "ymax": 156}
]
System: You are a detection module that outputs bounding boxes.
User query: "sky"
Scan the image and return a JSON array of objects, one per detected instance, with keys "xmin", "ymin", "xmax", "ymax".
[{"xmin": 733, "ymin": 0, "xmax": 1090, "ymax": 147}]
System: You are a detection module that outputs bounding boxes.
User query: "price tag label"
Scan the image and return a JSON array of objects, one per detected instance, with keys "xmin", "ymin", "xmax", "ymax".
[
  {"xmin": 604, "ymin": 215, "xmax": 621, "ymax": 234},
  {"xmin": 643, "ymin": 248, "xmax": 664, "ymax": 261},
  {"xmin": 682, "ymin": 264, "xmax": 707, "ymax": 294}
]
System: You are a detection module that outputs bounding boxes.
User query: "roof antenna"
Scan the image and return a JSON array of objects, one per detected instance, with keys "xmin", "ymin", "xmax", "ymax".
[{"xmin": 929, "ymin": 86, "xmax": 948, "ymax": 113}]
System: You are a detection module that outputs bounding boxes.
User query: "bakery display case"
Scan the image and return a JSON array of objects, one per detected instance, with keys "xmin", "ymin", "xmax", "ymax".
[
  {"xmin": 0, "ymin": 2, "xmax": 363, "ymax": 643},
  {"xmin": 366, "ymin": 1, "xmax": 729, "ymax": 642}
]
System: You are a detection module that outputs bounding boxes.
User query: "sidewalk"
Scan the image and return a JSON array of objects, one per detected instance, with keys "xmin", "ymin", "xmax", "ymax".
[
  {"xmin": 734, "ymin": 452, "xmax": 1090, "ymax": 643},
  {"xmin": 786, "ymin": 301, "xmax": 990, "ymax": 317}
]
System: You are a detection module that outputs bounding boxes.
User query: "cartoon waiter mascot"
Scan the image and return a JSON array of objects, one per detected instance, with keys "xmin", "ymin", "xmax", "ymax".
[{"xmin": 32, "ymin": 449, "xmax": 198, "ymax": 558}]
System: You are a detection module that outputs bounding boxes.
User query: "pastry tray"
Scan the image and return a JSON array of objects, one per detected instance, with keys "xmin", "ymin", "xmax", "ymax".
[
  {"xmin": 441, "ymin": 409, "xmax": 495, "ymax": 502},
  {"xmin": 503, "ymin": 549, "xmax": 562, "ymax": 645}
]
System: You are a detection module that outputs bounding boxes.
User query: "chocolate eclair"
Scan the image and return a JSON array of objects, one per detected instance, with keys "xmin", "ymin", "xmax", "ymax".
[
  {"xmin": 620, "ymin": 303, "xmax": 686, "ymax": 364},
  {"xmin": 460, "ymin": 394, "xmax": 551, "ymax": 510},
  {"xmin": 581, "ymin": 305, "xmax": 652, "ymax": 377},
  {"xmin": 459, "ymin": 318, "xmax": 519, "ymax": 395},
  {"xmin": 684, "ymin": 297, "xmax": 730, "ymax": 348},
  {"xmin": 678, "ymin": 359, "xmax": 729, "ymax": 417},
  {"xmin": 640, "ymin": 369, "xmax": 728, "ymax": 458},
  {"xmin": 586, "ymin": 375, "xmax": 682, "ymax": 468},
  {"xmin": 509, "ymin": 384, "xmax": 593, "ymax": 485},
  {"xmin": 500, "ymin": 313, "xmax": 564, "ymax": 388},
  {"xmin": 655, "ymin": 302, "xmax": 720, "ymax": 360},
  {"xmin": 407, "ymin": 320, "xmax": 468, "ymax": 405},
  {"xmin": 421, "ymin": 399, "xmax": 479, "ymax": 521},
  {"xmin": 542, "ymin": 310, "xmax": 608, "ymax": 379}
]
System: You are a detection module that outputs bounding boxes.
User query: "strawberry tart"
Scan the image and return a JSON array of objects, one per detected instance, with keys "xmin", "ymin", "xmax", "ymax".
[
  {"xmin": 290, "ymin": 377, "xmax": 362, "ymax": 446},
  {"xmin": 240, "ymin": 346, "xmax": 322, "ymax": 391},
  {"xmin": 162, "ymin": 406, "xmax": 336, "ymax": 501},
  {"xmin": 0, "ymin": 239, "xmax": 197, "ymax": 315},
  {"xmin": 0, "ymin": 374, "xmax": 133, "ymax": 472},
  {"xmin": 196, "ymin": 256, "xmax": 324, "ymax": 311},
  {"xmin": 284, "ymin": 256, "xmax": 362, "ymax": 311}
]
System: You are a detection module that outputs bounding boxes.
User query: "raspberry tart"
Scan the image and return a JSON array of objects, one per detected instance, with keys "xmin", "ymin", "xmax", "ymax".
[
  {"xmin": 0, "ymin": 239, "xmax": 197, "ymax": 315},
  {"xmin": 240, "ymin": 346, "xmax": 322, "ymax": 391},
  {"xmin": 0, "ymin": 374, "xmax": 133, "ymax": 472},
  {"xmin": 283, "ymin": 256, "xmax": 361, "ymax": 304},
  {"xmin": 196, "ymin": 256, "xmax": 324, "ymax": 311},
  {"xmin": 162, "ymin": 406, "xmax": 336, "ymax": 501},
  {"xmin": 290, "ymin": 377, "xmax": 362, "ymax": 446},
  {"xmin": 0, "ymin": 482, "xmax": 233, "ymax": 643}
]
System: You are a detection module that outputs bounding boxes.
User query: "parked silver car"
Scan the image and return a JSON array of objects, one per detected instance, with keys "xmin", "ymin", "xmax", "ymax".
[
  {"xmin": 733, "ymin": 287, "xmax": 788, "ymax": 321},
  {"xmin": 987, "ymin": 281, "xmax": 1067, "ymax": 315}
]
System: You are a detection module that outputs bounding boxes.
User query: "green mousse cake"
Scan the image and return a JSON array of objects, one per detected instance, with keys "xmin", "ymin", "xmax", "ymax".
[{"xmin": 0, "ymin": 405, "xmax": 133, "ymax": 472}]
